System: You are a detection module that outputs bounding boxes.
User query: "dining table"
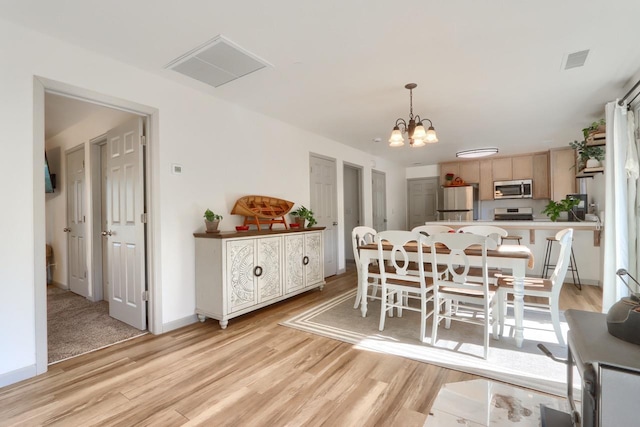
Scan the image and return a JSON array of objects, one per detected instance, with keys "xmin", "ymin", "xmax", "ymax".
[{"xmin": 357, "ymin": 241, "xmax": 534, "ymax": 348}]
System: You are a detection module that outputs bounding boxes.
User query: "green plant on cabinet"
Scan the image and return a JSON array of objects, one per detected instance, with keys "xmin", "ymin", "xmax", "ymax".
[{"xmin": 290, "ymin": 205, "xmax": 317, "ymax": 227}]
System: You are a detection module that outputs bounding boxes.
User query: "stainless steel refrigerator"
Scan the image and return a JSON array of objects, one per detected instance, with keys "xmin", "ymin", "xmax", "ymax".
[{"xmin": 437, "ymin": 184, "xmax": 479, "ymax": 221}]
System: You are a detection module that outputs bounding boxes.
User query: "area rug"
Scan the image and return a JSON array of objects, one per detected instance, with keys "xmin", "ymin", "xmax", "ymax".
[
  {"xmin": 47, "ymin": 286, "xmax": 147, "ymax": 364},
  {"xmin": 281, "ymin": 289, "xmax": 578, "ymax": 397}
]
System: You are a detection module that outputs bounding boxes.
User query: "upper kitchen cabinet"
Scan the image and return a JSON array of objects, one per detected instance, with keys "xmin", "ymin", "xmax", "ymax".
[
  {"xmin": 479, "ymin": 159, "xmax": 493, "ymax": 200},
  {"xmin": 550, "ymin": 147, "xmax": 576, "ymax": 201},
  {"xmin": 532, "ymin": 152, "xmax": 550, "ymax": 199},
  {"xmin": 511, "ymin": 155, "xmax": 533, "ymax": 179},
  {"xmin": 491, "ymin": 157, "xmax": 513, "ymax": 181},
  {"xmin": 458, "ymin": 160, "xmax": 480, "ymax": 184}
]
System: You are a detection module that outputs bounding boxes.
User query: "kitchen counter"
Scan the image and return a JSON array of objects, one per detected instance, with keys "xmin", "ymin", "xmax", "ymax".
[
  {"xmin": 426, "ymin": 220, "xmax": 601, "ymax": 245},
  {"xmin": 425, "ymin": 220, "xmax": 603, "ymax": 285}
]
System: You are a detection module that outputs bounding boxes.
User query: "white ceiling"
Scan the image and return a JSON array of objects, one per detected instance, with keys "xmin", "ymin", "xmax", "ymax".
[{"xmin": 5, "ymin": 1, "xmax": 640, "ymax": 166}]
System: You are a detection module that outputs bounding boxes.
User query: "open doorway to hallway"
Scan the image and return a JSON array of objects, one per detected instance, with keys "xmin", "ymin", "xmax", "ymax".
[{"xmin": 45, "ymin": 93, "xmax": 149, "ymax": 363}]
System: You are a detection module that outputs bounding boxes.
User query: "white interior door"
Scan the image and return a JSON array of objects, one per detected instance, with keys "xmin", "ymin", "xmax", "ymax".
[
  {"xmin": 105, "ymin": 117, "xmax": 146, "ymax": 330},
  {"xmin": 372, "ymin": 170, "xmax": 387, "ymax": 231},
  {"xmin": 343, "ymin": 164, "xmax": 362, "ymax": 261},
  {"xmin": 310, "ymin": 155, "xmax": 338, "ymax": 277},
  {"xmin": 407, "ymin": 178, "xmax": 439, "ymax": 229},
  {"xmin": 66, "ymin": 147, "xmax": 88, "ymax": 297}
]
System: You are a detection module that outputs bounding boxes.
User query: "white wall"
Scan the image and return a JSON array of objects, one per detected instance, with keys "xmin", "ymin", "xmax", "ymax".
[{"xmin": 0, "ymin": 19, "xmax": 406, "ymax": 385}]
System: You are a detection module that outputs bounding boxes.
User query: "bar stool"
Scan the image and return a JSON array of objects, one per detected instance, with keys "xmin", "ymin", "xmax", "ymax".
[
  {"xmin": 501, "ymin": 235, "xmax": 522, "ymax": 245},
  {"xmin": 541, "ymin": 236, "xmax": 581, "ymax": 290}
]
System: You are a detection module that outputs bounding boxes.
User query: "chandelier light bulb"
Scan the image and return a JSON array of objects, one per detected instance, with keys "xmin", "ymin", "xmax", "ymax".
[
  {"xmin": 388, "ymin": 127, "xmax": 405, "ymax": 147},
  {"xmin": 411, "ymin": 138, "xmax": 426, "ymax": 147},
  {"xmin": 412, "ymin": 124, "xmax": 427, "ymax": 140},
  {"xmin": 425, "ymin": 126, "xmax": 438, "ymax": 143}
]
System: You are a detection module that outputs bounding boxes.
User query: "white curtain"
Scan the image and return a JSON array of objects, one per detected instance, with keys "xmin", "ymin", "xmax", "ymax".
[
  {"xmin": 602, "ymin": 101, "xmax": 631, "ymax": 311},
  {"xmin": 625, "ymin": 110, "xmax": 639, "ymax": 281}
]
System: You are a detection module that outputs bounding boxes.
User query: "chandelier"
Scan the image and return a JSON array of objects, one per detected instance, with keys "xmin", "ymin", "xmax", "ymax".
[{"xmin": 389, "ymin": 83, "xmax": 438, "ymax": 147}]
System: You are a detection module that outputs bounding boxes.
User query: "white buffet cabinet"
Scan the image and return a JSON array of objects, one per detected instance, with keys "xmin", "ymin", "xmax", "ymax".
[{"xmin": 194, "ymin": 228, "xmax": 325, "ymax": 329}]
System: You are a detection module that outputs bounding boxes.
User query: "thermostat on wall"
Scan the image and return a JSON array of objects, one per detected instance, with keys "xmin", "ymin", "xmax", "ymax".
[{"xmin": 171, "ymin": 163, "xmax": 183, "ymax": 175}]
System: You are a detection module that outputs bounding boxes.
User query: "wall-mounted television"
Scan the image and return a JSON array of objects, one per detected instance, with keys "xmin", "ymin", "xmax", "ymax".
[{"xmin": 45, "ymin": 153, "xmax": 56, "ymax": 193}]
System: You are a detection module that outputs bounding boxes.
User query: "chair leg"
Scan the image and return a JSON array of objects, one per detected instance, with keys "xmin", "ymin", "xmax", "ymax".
[
  {"xmin": 550, "ymin": 297, "xmax": 565, "ymax": 346},
  {"xmin": 570, "ymin": 249, "xmax": 582, "ymax": 291},
  {"xmin": 484, "ymin": 306, "xmax": 490, "ymax": 359},
  {"xmin": 491, "ymin": 301, "xmax": 499, "ymax": 340},
  {"xmin": 379, "ymin": 286, "xmax": 387, "ymax": 331},
  {"xmin": 353, "ymin": 284, "xmax": 362, "ymax": 309},
  {"xmin": 420, "ymin": 293, "xmax": 427, "ymax": 343},
  {"xmin": 431, "ymin": 297, "xmax": 440, "ymax": 345}
]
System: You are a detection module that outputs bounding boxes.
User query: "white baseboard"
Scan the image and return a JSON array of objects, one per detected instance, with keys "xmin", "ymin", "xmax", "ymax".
[
  {"xmin": 0, "ymin": 364, "xmax": 37, "ymax": 388},
  {"xmin": 162, "ymin": 314, "xmax": 198, "ymax": 333}
]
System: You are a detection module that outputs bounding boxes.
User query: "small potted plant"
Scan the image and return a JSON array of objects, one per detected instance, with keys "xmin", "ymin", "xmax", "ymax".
[
  {"xmin": 542, "ymin": 197, "xmax": 581, "ymax": 222},
  {"xmin": 570, "ymin": 140, "xmax": 605, "ymax": 169},
  {"xmin": 203, "ymin": 209, "xmax": 223, "ymax": 233},
  {"xmin": 290, "ymin": 205, "xmax": 317, "ymax": 228},
  {"xmin": 582, "ymin": 118, "xmax": 606, "ymax": 140}
]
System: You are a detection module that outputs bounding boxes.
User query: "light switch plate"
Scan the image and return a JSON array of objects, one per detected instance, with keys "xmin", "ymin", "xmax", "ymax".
[{"xmin": 171, "ymin": 164, "xmax": 183, "ymax": 175}]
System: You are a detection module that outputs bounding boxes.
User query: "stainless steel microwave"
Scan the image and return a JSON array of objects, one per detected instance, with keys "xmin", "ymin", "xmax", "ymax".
[{"xmin": 494, "ymin": 179, "xmax": 532, "ymax": 199}]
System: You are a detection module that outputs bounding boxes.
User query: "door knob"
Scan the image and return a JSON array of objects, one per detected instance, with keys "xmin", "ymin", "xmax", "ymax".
[
  {"xmin": 63, "ymin": 227, "xmax": 71, "ymax": 232},
  {"xmin": 332, "ymin": 221, "xmax": 338, "ymax": 226},
  {"xmin": 101, "ymin": 230, "xmax": 113, "ymax": 237}
]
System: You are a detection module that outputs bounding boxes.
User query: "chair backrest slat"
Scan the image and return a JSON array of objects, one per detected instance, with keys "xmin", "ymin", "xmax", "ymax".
[
  {"xmin": 377, "ymin": 230, "xmax": 428, "ymax": 288},
  {"xmin": 411, "ymin": 225, "xmax": 454, "ymax": 237},
  {"xmin": 352, "ymin": 226, "xmax": 377, "ymax": 266},
  {"xmin": 457, "ymin": 225, "xmax": 507, "ymax": 247}
]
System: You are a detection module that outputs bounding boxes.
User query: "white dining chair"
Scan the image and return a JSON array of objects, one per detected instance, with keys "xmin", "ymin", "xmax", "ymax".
[
  {"xmin": 427, "ymin": 232, "xmax": 500, "ymax": 359},
  {"xmin": 352, "ymin": 226, "xmax": 383, "ymax": 309},
  {"xmin": 456, "ymin": 225, "xmax": 509, "ymax": 283},
  {"xmin": 497, "ymin": 228, "xmax": 573, "ymax": 346},
  {"xmin": 457, "ymin": 225, "xmax": 508, "ymax": 245},
  {"xmin": 377, "ymin": 230, "xmax": 434, "ymax": 343},
  {"xmin": 411, "ymin": 225, "xmax": 455, "ymax": 236}
]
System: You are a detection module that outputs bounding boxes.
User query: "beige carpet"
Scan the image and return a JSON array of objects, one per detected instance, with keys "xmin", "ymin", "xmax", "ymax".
[
  {"xmin": 281, "ymin": 289, "xmax": 579, "ymax": 397},
  {"xmin": 47, "ymin": 286, "xmax": 147, "ymax": 364}
]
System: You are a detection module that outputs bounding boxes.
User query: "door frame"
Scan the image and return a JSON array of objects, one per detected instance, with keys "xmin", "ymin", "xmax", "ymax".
[
  {"xmin": 33, "ymin": 77, "xmax": 161, "ymax": 376},
  {"xmin": 343, "ymin": 162, "xmax": 363, "ymax": 263},
  {"xmin": 372, "ymin": 169, "xmax": 387, "ymax": 232},
  {"xmin": 89, "ymin": 134, "xmax": 108, "ymax": 302}
]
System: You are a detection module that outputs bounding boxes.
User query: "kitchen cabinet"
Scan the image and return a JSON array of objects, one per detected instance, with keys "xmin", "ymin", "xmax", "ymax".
[
  {"xmin": 491, "ymin": 157, "xmax": 513, "ymax": 181},
  {"xmin": 458, "ymin": 160, "xmax": 480, "ymax": 184},
  {"xmin": 284, "ymin": 232, "xmax": 323, "ymax": 293},
  {"xmin": 511, "ymin": 155, "xmax": 533, "ymax": 180},
  {"xmin": 479, "ymin": 159, "xmax": 493, "ymax": 200},
  {"xmin": 550, "ymin": 147, "xmax": 576, "ymax": 201},
  {"xmin": 194, "ymin": 229, "xmax": 325, "ymax": 329},
  {"xmin": 532, "ymin": 152, "xmax": 550, "ymax": 199}
]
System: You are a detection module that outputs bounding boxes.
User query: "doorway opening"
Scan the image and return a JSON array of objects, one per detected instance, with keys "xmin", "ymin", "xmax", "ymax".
[
  {"xmin": 43, "ymin": 91, "xmax": 151, "ymax": 364},
  {"xmin": 343, "ymin": 163, "xmax": 363, "ymax": 266}
]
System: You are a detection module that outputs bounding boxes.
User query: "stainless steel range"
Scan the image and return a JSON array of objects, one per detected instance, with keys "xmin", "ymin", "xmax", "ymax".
[{"xmin": 494, "ymin": 207, "xmax": 533, "ymax": 221}]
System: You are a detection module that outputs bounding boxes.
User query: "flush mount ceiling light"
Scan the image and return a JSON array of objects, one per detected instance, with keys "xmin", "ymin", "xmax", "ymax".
[
  {"xmin": 456, "ymin": 148, "xmax": 499, "ymax": 158},
  {"xmin": 389, "ymin": 83, "xmax": 438, "ymax": 148}
]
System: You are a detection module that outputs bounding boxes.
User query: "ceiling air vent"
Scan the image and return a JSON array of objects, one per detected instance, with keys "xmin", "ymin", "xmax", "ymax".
[
  {"xmin": 563, "ymin": 49, "xmax": 590, "ymax": 70},
  {"xmin": 166, "ymin": 35, "xmax": 271, "ymax": 88}
]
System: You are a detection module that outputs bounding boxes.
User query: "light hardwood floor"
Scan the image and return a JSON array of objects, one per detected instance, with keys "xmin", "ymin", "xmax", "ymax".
[{"xmin": 0, "ymin": 267, "xmax": 602, "ymax": 426}]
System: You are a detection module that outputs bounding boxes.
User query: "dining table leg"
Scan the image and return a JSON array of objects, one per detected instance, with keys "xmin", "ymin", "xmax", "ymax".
[{"xmin": 512, "ymin": 260, "xmax": 525, "ymax": 348}]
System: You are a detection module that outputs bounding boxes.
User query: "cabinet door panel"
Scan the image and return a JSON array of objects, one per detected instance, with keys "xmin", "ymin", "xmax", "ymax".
[
  {"xmin": 532, "ymin": 153, "xmax": 550, "ymax": 199},
  {"xmin": 257, "ymin": 237, "xmax": 283, "ymax": 303},
  {"xmin": 305, "ymin": 232, "xmax": 323, "ymax": 286},
  {"xmin": 479, "ymin": 160, "xmax": 493, "ymax": 200},
  {"xmin": 226, "ymin": 240, "xmax": 257, "ymax": 312},
  {"xmin": 550, "ymin": 148, "xmax": 576, "ymax": 200},
  {"xmin": 458, "ymin": 161, "xmax": 480, "ymax": 184},
  {"xmin": 512, "ymin": 155, "xmax": 533, "ymax": 179},
  {"xmin": 285, "ymin": 234, "xmax": 305, "ymax": 292},
  {"xmin": 492, "ymin": 158, "xmax": 513, "ymax": 181}
]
